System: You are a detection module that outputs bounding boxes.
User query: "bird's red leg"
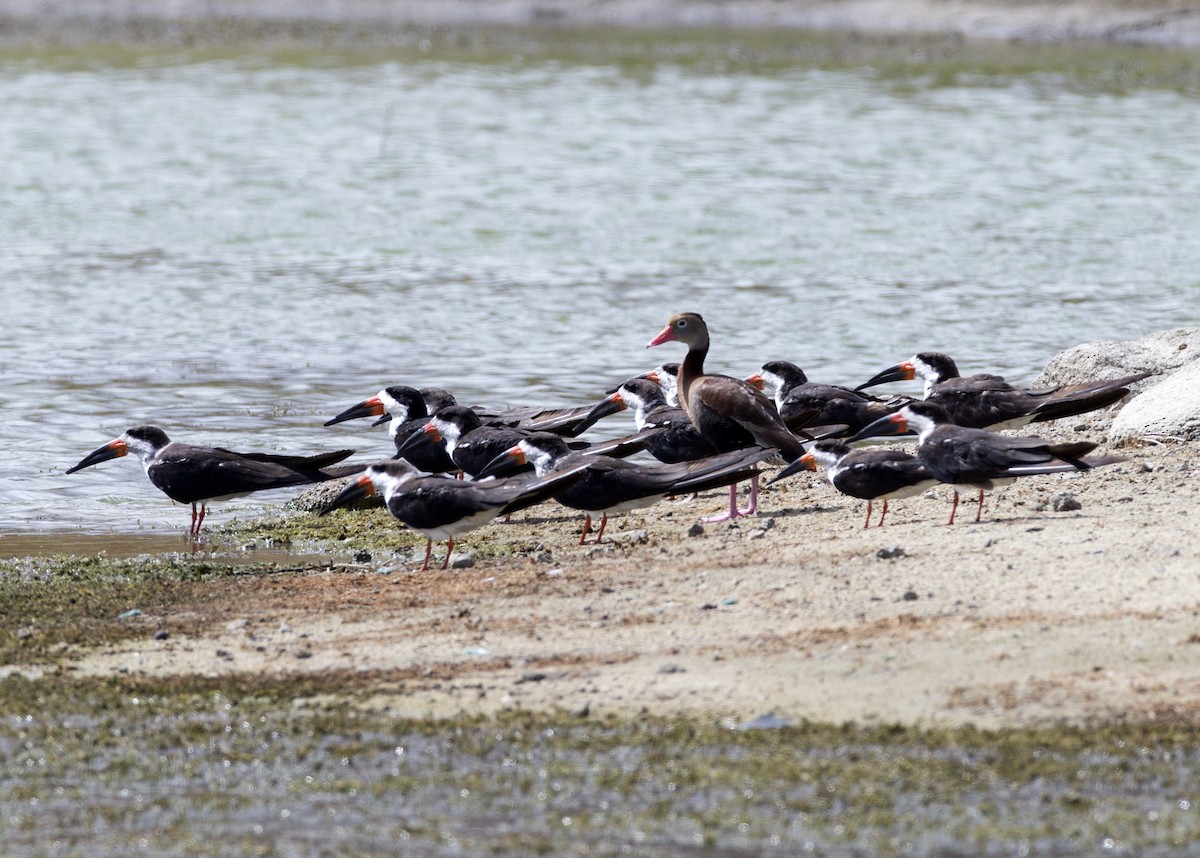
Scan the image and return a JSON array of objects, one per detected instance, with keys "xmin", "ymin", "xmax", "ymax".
[
  {"xmin": 420, "ymin": 539, "xmax": 433, "ymax": 571},
  {"xmin": 595, "ymin": 513, "xmax": 608, "ymax": 542},
  {"xmin": 975, "ymin": 489, "xmax": 985, "ymax": 522},
  {"xmin": 947, "ymin": 491, "xmax": 960, "ymax": 525},
  {"xmin": 878, "ymin": 499, "xmax": 889, "ymax": 527},
  {"xmin": 578, "ymin": 515, "xmax": 593, "ymax": 545},
  {"xmin": 703, "ymin": 484, "xmax": 741, "ymax": 523},
  {"xmin": 196, "ymin": 504, "xmax": 207, "ymax": 533},
  {"xmin": 864, "ymin": 500, "xmax": 873, "ymax": 529},
  {"xmin": 737, "ymin": 474, "xmax": 760, "ymax": 516},
  {"xmin": 440, "ymin": 538, "xmax": 454, "ymax": 570},
  {"xmin": 189, "ymin": 504, "xmax": 199, "ymax": 535}
]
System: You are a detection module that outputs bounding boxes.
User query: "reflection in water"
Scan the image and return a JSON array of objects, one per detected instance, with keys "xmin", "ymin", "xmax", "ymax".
[{"xmin": 1, "ymin": 42, "xmax": 1197, "ymax": 534}]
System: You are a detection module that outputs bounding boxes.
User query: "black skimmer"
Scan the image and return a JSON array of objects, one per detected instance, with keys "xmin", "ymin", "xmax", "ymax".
[
  {"xmin": 321, "ymin": 458, "xmax": 590, "ymax": 570},
  {"xmin": 583, "ymin": 379, "xmax": 719, "ymax": 464},
  {"xmin": 856, "ymin": 352, "xmax": 1151, "ymax": 431},
  {"xmin": 394, "ymin": 405, "xmax": 547, "ymax": 478},
  {"xmin": 647, "ymin": 312, "xmax": 810, "ymax": 521},
  {"xmin": 67, "ymin": 426, "xmax": 355, "ymax": 535},
  {"xmin": 396, "ymin": 403, "xmax": 660, "ymax": 478},
  {"xmin": 325, "ymin": 386, "xmax": 457, "ymax": 474},
  {"xmin": 606, "ymin": 363, "xmax": 681, "ymax": 407},
  {"xmin": 747, "ymin": 360, "xmax": 906, "ymax": 436},
  {"xmin": 771, "ymin": 439, "xmax": 937, "ymax": 528},
  {"xmin": 851, "ymin": 401, "xmax": 1126, "ymax": 524},
  {"xmin": 476, "ymin": 432, "xmax": 774, "ymax": 543},
  {"xmin": 572, "ymin": 363, "xmax": 685, "ymax": 438}
]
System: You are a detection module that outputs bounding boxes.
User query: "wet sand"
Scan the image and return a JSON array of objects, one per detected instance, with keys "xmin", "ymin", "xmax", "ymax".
[{"xmin": 53, "ymin": 435, "xmax": 1200, "ymax": 729}]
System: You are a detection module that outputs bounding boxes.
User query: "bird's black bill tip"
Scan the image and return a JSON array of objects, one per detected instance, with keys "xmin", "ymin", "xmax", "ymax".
[
  {"xmin": 856, "ymin": 364, "xmax": 914, "ymax": 392},
  {"xmin": 66, "ymin": 441, "xmax": 125, "ymax": 474},
  {"xmin": 394, "ymin": 426, "xmax": 436, "ymax": 457},
  {"xmin": 582, "ymin": 395, "xmax": 625, "ymax": 426},
  {"xmin": 321, "ymin": 476, "xmax": 376, "ymax": 515},
  {"xmin": 849, "ymin": 414, "xmax": 909, "ymax": 443},
  {"xmin": 325, "ymin": 400, "xmax": 384, "ymax": 427},
  {"xmin": 476, "ymin": 448, "xmax": 526, "ymax": 481},
  {"xmin": 767, "ymin": 455, "xmax": 814, "ymax": 486}
]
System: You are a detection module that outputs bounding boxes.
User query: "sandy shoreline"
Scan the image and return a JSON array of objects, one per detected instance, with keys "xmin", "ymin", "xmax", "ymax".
[
  {"xmin": 3, "ymin": 0, "xmax": 1200, "ymax": 47},
  {"xmin": 52, "ymin": 432, "xmax": 1198, "ymax": 729},
  {"xmin": 5, "ymin": 4, "xmax": 1198, "ymax": 732}
]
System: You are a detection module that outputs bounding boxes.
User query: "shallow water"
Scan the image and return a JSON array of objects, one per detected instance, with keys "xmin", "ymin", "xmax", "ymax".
[{"xmin": 2, "ymin": 34, "xmax": 1198, "ymax": 536}]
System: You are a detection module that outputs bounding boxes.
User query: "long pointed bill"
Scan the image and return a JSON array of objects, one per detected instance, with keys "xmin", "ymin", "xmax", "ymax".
[
  {"xmin": 320, "ymin": 475, "xmax": 376, "ymax": 515},
  {"xmin": 583, "ymin": 392, "xmax": 626, "ymax": 425},
  {"xmin": 324, "ymin": 397, "xmax": 385, "ymax": 427},
  {"xmin": 855, "ymin": 361, "xmax": 916, "ymax": 392},
  {"xmin": 475, "ymin": 446, "xmax": 527, "ymax": 480},
  {"xmin": 745, "ymin": 373, "xmax": 764, "ymax": 391},
  {"xmin": 647, "ymin": 324, "xmax": 675, "ymax": 348},
  {"xmin": 766, "ymin": 451, "xmax": 816, "ymax": 485},
  {"xmin": 394, "ymin": 421, "xmax": 440, "ymax": 457},
  {"xmin": 66, "ymin": 438, "xmax": 127, "ymax": 474},
  {"xmin": 849, "ymin": 412, "xmax": 910, "ymax": 442}
]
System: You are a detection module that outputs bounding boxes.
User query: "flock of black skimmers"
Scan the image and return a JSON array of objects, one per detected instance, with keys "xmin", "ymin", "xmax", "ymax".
[{"xmin": 67, "ymin": 312, "xmax": 1149, "ymax": 569}]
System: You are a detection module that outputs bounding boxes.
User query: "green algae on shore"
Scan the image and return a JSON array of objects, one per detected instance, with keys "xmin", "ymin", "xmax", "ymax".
[
  {"xmin": 0, "ymin": 554, "xmax": 290, "ymax": 665},
  {"xmin": 3, "ymin": 25, "xmax": 1200, "ymax": 95}
]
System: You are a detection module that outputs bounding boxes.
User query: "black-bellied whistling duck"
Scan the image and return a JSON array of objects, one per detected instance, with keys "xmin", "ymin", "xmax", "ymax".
[
  {"xmin": 321, "ymin": 459, "xmax": 590, "ymax": 571},
  {"xmin": 67, "ymin": 426, "xmax": 355, "ymax": 536},
  {"xmin": 476, "ymin": 432, "xmax": 774, "ymax": 543},
  {"xmin": 851, "ymin": 401, "xmax": 1126, "ymax": 525},
  {"xmin": 856, "ymin": 352, "xmax": 1151, "ymax": 431},
  {"xmin": 646, "ymin": 312, "xmax": 809, "ymax": 521},
  {"xmin": 771, "ymin": 439, "xmax": 937, "ymax": 529}
]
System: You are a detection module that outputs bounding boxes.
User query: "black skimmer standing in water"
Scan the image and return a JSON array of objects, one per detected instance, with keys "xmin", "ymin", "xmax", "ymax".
[
  {"xmin": 851, "ymin": 401, "xmax": 1125, "ymax": 524},
  {"xmin": 771, "ymin": 439, "xmax": 937, "ymax": 528},
  {"xmin": 67, "ymin": 426, "xmax": 355, "ymax": 535},
  {"xmin": 325, "ymin": 386, "xmax": 457, "ymax": 474},
  {"xmin": 747, "ymin": 360, "xmax": 906, "ymax": 436},
  {"xmin": 583, "ymin": 379, "xmax": 719, "ymax": 464},
  {"xmin": 647, "ymin": 312, "xmax": 811, "ymax": 521},
  {"xmin": 477, "ymin": 432, "xmax": 774, "ymax": 543},
  {"xmin": 321, "ymin": 459, "xmax": 590, "ymax": 570},
  {"xmin": 856, "ymin": 352, "xmax": 1151, "ymax": 431}
]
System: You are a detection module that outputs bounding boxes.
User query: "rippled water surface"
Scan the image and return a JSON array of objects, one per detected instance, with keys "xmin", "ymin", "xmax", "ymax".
[{"xmin": 2, "ymin": 36, "xmax": 1198, "ymax": 534}]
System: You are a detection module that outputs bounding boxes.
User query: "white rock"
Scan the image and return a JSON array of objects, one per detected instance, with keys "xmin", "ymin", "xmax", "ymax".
[
  {"xmin": 1036, "ymin": 328, "xmax": 1199, "ymax": 388},
  {"xmin": 1034, "ymin": 328, "xmax": 1200, "ymax": 439},
  {"xmin": 1110, "ymin": 359, "xmax": 1200, "ymax": 443}
]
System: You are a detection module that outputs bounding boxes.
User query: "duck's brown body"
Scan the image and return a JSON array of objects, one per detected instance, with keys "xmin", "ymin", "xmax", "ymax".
[
  {"xmin": 648, "ymin": 313, "xmax": 807, "ymax": 459},
  {"xmin": 647, "ymin": 312, "xmax": 809, "ymax": 520}
]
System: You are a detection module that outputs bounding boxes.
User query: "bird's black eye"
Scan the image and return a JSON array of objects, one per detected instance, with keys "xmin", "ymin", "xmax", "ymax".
[{"xmin": 676, "ymin": 319, "xmax": 688, "ymax": 329}]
